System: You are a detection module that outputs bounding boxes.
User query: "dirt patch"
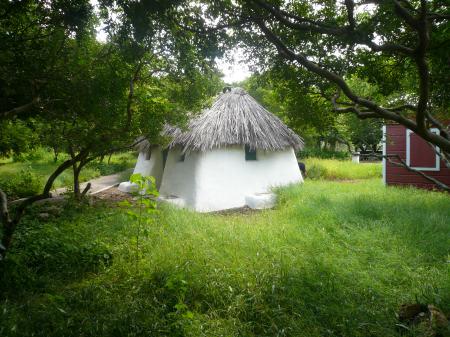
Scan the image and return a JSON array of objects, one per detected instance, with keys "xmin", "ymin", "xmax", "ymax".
[
  {"xmin": 93, "ymin": 186, "xmax": 133, "ymax": 203},
  {"xmin": 212, "ymin": 206, "xmax": 265, "ymax": 216},
  {"xmin": 93, "ymin": 188, "xmax": 271, "ymax": 215}
]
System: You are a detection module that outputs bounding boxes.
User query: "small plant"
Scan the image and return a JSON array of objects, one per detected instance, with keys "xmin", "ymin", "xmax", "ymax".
[
  {"xmin": 165, "ymin": 273, "xmax": 195, "ymax": 332},
  {"xmin": 119, "ymin": 173, "xmax": 159, "ymax": 267}
]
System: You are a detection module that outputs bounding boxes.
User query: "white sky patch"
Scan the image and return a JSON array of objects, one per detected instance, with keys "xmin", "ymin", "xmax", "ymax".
[
  {"xmin": 91, "ymin": 0, "xmax": 108, "ymax": 42},
  {"xmin": 96, "ymin": 26, "xmax": 107, "ymax": 42},
  {"xmin": 216, "ymin": 48, "xmax": 252, "ymax": 84},
  {"xmin": 354, "ymin": 3, "xmax": 377, "ymax": 15}
]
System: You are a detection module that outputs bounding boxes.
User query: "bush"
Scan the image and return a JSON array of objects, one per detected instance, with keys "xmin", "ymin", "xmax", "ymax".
[
  {"xmin": 0, "ymin": 167, "xmax": 42, "ymax": 198},
  {"xmin": 298, "ymin": 147, "xmax": 350, "ymax": 160},
  {"xmin": 89, "ymin": 161, "xmax": 130, "ymax": 176},
  {"xmin": 306, "ymin": 162, "xmax": 329, "ymax": 179},
  {"xmin": 13, "ymin": 147, "xmax": 52, "ymax": 163}
]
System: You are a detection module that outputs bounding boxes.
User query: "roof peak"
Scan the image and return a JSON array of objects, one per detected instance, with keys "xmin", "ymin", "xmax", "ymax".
[
  {"xmin": 230, "ymin": 87, "xmax": 246, "ymax": 95},
  {"xmin": 222, "ymin": 86, "xmax": 246, "ymax": 95}
]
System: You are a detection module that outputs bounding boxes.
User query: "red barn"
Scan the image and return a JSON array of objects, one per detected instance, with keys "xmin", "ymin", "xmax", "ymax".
[{"xmin": 383, "ymin": 123, "xmax": 450, "ymax": 190}]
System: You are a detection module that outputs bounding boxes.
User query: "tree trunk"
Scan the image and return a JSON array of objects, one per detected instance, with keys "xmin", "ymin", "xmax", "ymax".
[
  {"xmin": 73, "ymin": 162, "xmax": 81, "ymax": 198},
  {"xmin": 72, "ymin": 155, "xmax": 94, "ymax": 199},
  {"xmin": 53, "ymin": 146, "xmax": 59, "ymax": 163}
]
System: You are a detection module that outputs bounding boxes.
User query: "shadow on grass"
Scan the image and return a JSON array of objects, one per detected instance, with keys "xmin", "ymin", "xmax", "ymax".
[{"xmin": 0, "ymin": 261, "xmax": 401, "ymax": 336}]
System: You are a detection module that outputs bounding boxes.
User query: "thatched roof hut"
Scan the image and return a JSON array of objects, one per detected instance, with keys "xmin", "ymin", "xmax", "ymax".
[
  {"xmin": 120, "ymin": 87, "xmax": 304, "ymax": 212},
  {"xmin": 167, "ymin": 87, "xmax": 304, "ymax": 153}
]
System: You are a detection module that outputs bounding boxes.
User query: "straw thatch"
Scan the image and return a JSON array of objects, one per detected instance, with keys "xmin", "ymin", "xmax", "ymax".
[
  {"xmin": 167, "ymin": 87, "xmax": 304, "ymax": 152},
  {"xmin": 134, "ymin": 136, "xmax": 153, "ymax": 155}
]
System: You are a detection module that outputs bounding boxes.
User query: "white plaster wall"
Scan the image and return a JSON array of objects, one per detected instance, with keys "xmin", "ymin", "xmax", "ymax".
[
  {"xmin": 131, "ymin": 147, "xmax": 164, "ymax": 189},
  {"xmin": 194, "ymin": 146, "xmax": 302, "ymax": 211},
  {"xmin": 159, "ymin": 148, "xmax": 199, "ymax": 207},
  {"xmin": 159, "ymin": 146, "xmax": 302, "ymax": 212}
]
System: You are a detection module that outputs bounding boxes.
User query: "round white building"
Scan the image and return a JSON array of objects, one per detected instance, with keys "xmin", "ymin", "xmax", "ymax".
[{"xmin": 119, "ymin": 87, "xmax": 304, "ymax": 212}]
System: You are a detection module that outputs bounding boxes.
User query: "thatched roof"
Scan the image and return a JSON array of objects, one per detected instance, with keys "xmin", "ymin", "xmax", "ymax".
[
  {"xmin": 134, "ymin": 136, "xmax": 153, "ymax": 154},
  {"xmin": 167, "ymin": 87, "xmax": 304, "ymax": 152}
]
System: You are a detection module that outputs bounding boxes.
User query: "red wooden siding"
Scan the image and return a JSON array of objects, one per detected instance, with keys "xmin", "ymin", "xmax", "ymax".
[
  {"xmin": 409, "ymin": 132, "xmax": 437, "ymax": 168},
  {"xmin": 385, "ymin": 124, "xmax": 450, "ymax": 190}
]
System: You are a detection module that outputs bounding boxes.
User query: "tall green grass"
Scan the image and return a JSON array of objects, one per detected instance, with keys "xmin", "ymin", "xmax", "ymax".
[
  {"xmin": 1, "ymin": 179, "xmax": 448, "ymax": 336},
  {"xmin": 304, "ymin": 158, "xmax": 382, "ymax": 180}
]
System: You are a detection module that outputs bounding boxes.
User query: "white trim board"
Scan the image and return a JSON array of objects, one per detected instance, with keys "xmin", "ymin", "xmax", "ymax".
[
  {"xmin": 406, "ymin": 128, "xmax": 440, "ymax": 171},
  {"xmin": 382, "ymin": 125, "xmax": 386, "ymax": 185}
]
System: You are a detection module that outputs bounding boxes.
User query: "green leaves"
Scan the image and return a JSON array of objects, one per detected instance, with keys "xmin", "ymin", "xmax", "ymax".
[
  {"xmin": 129, "ymin": 173, "xmax": 159, "ymax": 201},
  {"xmin": 121, "ymin": 174, "xmax": 159, "ymax": 266}
]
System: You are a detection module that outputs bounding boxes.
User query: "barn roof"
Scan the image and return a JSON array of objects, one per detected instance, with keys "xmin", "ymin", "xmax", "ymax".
[{"xmin": 166, "ymin": 87, "xmax": 304, "ymax": 152}]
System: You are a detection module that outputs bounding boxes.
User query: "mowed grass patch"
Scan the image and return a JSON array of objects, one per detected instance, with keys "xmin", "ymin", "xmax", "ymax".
[
  {"xmin": 1, "ymin": 179, "xmax": 449, "ymax": 336},
  {"xmin": 303, "ymin": 158, "xmax": 382, "ymax": 180}
]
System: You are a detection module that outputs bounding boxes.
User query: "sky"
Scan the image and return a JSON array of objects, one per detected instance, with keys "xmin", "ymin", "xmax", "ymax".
[{"xmin": 216, "ymin": 49, "xmax": 252, "ymax": 84}]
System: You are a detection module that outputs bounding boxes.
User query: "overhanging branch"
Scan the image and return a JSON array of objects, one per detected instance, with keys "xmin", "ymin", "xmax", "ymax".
[{"xmin": 253, "ymin": 19, "xmax": 450, "ymax": 153}]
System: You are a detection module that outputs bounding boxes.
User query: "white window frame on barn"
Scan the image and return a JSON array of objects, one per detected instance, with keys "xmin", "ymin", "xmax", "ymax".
[{"xmin": 406, "ymin": 128, "xmax": 440, "ymax": 171}]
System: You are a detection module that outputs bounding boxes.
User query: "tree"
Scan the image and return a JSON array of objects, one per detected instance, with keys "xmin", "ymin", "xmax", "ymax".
[
  {"xmin": 242, "ymin": 70, "xmax": 346, "ymax": 151},
  {"xmin": 0, "ymin": 0, "xmax": 223, "ymax": 259},
  {"xmin": 337, "ymin": 114, "xmax": 383, "ymax": 153},
  {"xmin": 195, "ymin": 0, "xmax": 449, "ymax": 187},
  {"xmin": 0, "ymin": 0, "xmax": 93, "ymax": 119}
]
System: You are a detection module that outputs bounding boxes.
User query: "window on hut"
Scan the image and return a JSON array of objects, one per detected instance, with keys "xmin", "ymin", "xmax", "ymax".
[
  {"xmin": 145, "ymin": 150, "xmax": 151, "ymax": 160},
  {"xmin": 179, "ymin": 153, "xmax": 185, "ymax": 162},
  {"xmin": 245, "ymin": 145, "xmax": 257, "ymax": 161}
]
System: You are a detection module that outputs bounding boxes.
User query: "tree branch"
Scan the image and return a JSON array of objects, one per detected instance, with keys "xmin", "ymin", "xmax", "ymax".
[
  {"xmin": 344, "ymin": 0, "xmax": 356, "ymax": 30},
  {"xmin": 253, "ymin": 19, "xmax": 450, "ymax": 153},
  {"xmin": 252, "ymin": 0, "xmax": 346, "ymax": 35},
  {"xmin": 252, "ymin": 0, "xmax": 414, "ymax": 55},
  {"xmin": 393, "ymin": 0, "xmax": 420, "ymax": 29},
  {"xmin": 1, "ymin": 98, "xmax": 39, "ymax": 119}
]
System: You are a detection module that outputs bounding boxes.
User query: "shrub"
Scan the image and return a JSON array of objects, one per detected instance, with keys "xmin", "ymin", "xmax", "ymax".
[
  {"xmin": 13, "ymin": 147, "xmax": 51, "ymax": 163},
  {"xmin": 89, "ymin": 161, "xmax": 130, "ymax": 176},
  {"xmin": 298, "ymin": 147, "xmax": 350, "ymax": 160},
  {"xmin": 0, "ymin": 167, "xmax": 42, "ymax": 198},
  {"xmin": 306, "ymin": 162, "xmax": 329, "ymax": 179}
]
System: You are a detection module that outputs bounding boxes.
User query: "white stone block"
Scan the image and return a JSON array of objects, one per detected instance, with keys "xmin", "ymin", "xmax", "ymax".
[
  {"xmin": 118, "ymin": 181, "xmax": 138, "ymax": 193},
  {"xmin": 245, "ymin": 193, "xmax": 276, "ymax": 210},
  {"xmin": 352, "ymin": 152, "xmax": 360, "ymax": 163}
]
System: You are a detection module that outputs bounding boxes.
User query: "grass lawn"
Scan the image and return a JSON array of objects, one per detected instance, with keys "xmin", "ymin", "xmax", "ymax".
[
  {"xmin": 303, "ymin": 158, "xmax": 382, "ymax": 180},
  {"xmin": 1, "ymin": 176, "xmax": 449, "ymax": 336}
]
